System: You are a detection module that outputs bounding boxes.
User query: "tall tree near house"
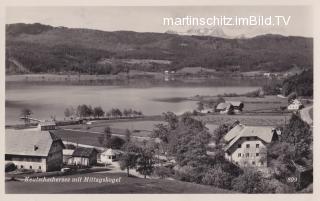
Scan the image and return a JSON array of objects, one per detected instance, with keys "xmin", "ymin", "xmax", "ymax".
[
  {"xmin": 21, "ymin": 108, "xmax": 32, "ymax": 125},
  {"xmin": 136, "ymin": 145, "xmax": 155, "ymax": 179},
  {"xmin": 125, "ymin": 129, "xmax": 131, "ymax": 142},
  {"xmin": 119, "ymin": 142, "xmax": 140, "ymax": 177},
  {"xmin": 281, "ymin": 114, "xmax": 312, "ymax": 158},
  {"xmin": 98, "ymin": 126, "xmax": 112, "ymax": 148}
]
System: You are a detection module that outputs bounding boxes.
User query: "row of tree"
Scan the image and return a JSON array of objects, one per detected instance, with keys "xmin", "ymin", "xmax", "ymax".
[{"xmin": 64, "ymin": 105, "xmax": 143, "ymax": 119}]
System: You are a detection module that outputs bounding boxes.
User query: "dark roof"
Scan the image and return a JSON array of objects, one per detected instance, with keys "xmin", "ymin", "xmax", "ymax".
[
  {"xmin": 72, "ymin": 147, "xmax": 98, "ymax": 157},
  {"xmin": 224, "ymin": 124, "xmax": 275, "ymax": 151},
  {"xmin": 6, "ymin": 129, "xmax": 63, "ymax": 157}
]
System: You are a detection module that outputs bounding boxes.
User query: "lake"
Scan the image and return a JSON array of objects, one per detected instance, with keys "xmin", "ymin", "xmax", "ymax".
[{"xmin": 5, "ymin": 85, "xmax": 259, "ymax": 125}]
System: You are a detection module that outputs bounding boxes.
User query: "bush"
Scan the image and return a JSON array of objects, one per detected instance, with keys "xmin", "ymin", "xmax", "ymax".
[
  {"xmin": 174, "ymin": 165, "xmax": 206, "ymax": 184},
  {"xmin": 5, "ymin": 162, "xmax": 16, "ymax": 172},
  {"xmin": 202, "ymin": 166, "xmax": 233, "ymax": 189},
  {"xmin": 153, "ymin": 166, "xmax": 173, "ymax": 179}
]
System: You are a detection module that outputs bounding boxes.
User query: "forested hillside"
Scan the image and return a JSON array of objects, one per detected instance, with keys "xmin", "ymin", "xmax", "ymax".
[{"xmin": 6, "ymin": 23, "xmax": 313, "ymax": 74}]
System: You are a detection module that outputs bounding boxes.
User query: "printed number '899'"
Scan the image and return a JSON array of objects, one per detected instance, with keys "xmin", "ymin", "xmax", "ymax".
[{"xmin": 287, "ymin": 177, "xmax": 297, "ymax": 183}]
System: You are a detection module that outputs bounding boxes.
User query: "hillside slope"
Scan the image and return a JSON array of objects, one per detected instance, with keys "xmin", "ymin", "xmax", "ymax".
[{"xmin": 6, "ymin": 23, "xmax": 313, "ymax": 74}]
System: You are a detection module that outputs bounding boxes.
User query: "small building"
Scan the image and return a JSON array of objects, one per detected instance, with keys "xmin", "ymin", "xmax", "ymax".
[
  {"xmin": 38, "ymin": 121, "xmax": 56, "ymax": 131},
  {"xmin": 288, "ymin": 99, "xmax": 303, "ymax": 111},
  {"xmin": 215, "ymin": 102, "xmax": 232, "ymax": 114},
  {"xmin": 199, "ymin": 108, "xmax": 213, "ymax": 114},
  {"xmin": 62, "ymin": 149, "xmax": 74, "ymax": 164},
  {"xmin": 5, "ymin": 129, "xmax": 64, "ymax": 172},
  {"xmin": 100, "ymin": 149, "xmax": 122, "ymax": 164},
  {"xmin": 224, "ymin": 124, "xmax": 279, "ymax": 168},
  {"xmin": 226, "ymin": 101, "xmax": 244, "ymax": 113},
  {"xmin": 69, "ymin": 147, "xmax": 98, "ymax": 167}
]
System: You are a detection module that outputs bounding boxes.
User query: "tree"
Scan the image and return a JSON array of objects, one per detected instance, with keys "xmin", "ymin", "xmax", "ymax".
[
  {"xmin": 212, "ymin": 123, "xmax": 232, "ymax": 146},
  {"xmin": 21, "ymin": 108, "xmax": 32, "ymax": 125},
  {"xmin": 197, "ymin": 101, "xmax": 204, "ymax": 112},
  {"xmin": 93, "ymin": 106, "xmax": 105, "ymax": 118},
  {"xmin": 125, "ymin": 129, "xmax": 131, "ymax": 142},
  {"xmin": 281, "ymin": 114, "xmax": 312, "ymax": 158},
  {"xmin": 108, "ymin": 136, "xmax": 125, "ymax": 149},
  {"xmin": 98, "ymin": 126, "xmax": 112, "ymax": 148},
  {"xmin": 202, "ymin": 165, "xmax": 233, "ymax": 189},
  {"xmin": 231, "ymin": 169, "xmax": 265, "ymax": 193},
  {"xmin": 119, "ymin": 142, "xmax": 140, "ymax": 177},
  {"xmin": 136, "ymin": 145, "xmax": 155, "ymax": 179},
  {"xmin": 162, "ymin": 112, "xmax": 178, "ymax": 130}
]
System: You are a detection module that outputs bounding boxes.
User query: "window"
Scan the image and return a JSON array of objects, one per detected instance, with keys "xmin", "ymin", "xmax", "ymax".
[
  {"xmin": 238, "ymin": 153, "xmax": 241, "ymax": 157},
  {"xmin": 261, "ymin": 161, "xmax": 264, "ymax": 165},
  {"xmin": 30, "ymin": 166, "xmax": 32, "ymax": 169},
  {"xmin": 238, "ymin": 144, "xmax": 241, "ymax": 148},
  {"xmin": 246, "ymin": 153, "xmax": 249, "ymax": 157},
  {"xmin": 246, "ymin": 144, "xmax": 250, "ymax": 148},
  {"xmin": 246, "ymin": 137, "xmax": 250, "ymax": 140},
  {"xmin": 256, "ymin": 144, "xmax": 259, "ymax": 148},
  {"xmin": 256, "ymin": 153, "xmax": 259, "ymax": 157},
  {"xmin": 38, "ymin": 166, "xmax": 41, "ymax": 170},
  {"xmin": 20, "ymin": 165, "xmax": 24, "ymax": 168},
  {"xmin": 252, "ymin": 161, "xmax": 256, "ymax": 165}
]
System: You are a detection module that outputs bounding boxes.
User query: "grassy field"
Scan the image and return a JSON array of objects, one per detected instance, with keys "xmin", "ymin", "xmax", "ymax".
[
  {"xmin": 60, "ymin": 120, "xmax": 164, "ymax": 138},
  {"xmin": 5, "ymin": 172, "xmax": 232, "ymax": 194},
  {"xmin": 196, "ymin": 114, "xmax": 291, "ymax": 127}
]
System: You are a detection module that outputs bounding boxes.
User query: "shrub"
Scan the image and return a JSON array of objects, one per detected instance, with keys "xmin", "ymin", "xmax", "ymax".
[
  {"xmin": 153, "ymin": 166, "xmax": 173, "ymax": 179},
  {"xmin": 5, "ymin": 162, "xmax": 16, "ymax": 172},
  {"xmin": 202, "ymin": 166, "xmax": 233, "ymax": 189}
]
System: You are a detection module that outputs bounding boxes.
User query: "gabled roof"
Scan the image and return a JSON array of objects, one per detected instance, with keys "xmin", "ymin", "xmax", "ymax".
[
  {"xmin": 224, "ymin": 124, "xmax": 246, "ymax": 142},
  {"xmin": 63, "ymin": 149, "xmax": 74, "ymax": 156},
  {"xmin": 72, "ymin": 147, "xmax": 98, "ymax": 157},
  {"xmin": 5, "ymin": 129, "xmax": 62, "ymax": 157},
  {"xmin": 226, "ymin": 101, "xmax": 243, "ymax": 107},
  {"xmin": 216, "ymin": 102, "xmax": 231, "ymax": 110},
  {"xmin": 102, "ymin": 148, "xmax": 122, "ymax": 156},
  {"xmin": 224, "ymin": 125, "xmax": 275, "ymax": 151}
]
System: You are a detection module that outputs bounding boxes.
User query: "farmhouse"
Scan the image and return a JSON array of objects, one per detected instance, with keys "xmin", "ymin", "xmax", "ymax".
[
  {"xmin": 5, "ymin": 129, "xmax": 64, "ymax": 172},
  {"xmin": 100, "ymin": 148, "xmax": 122, "ymax": 164},
  {"xmin": 38, "ymin": 121, "xmax": 56, "ymax": 131},
  {"xmin": 224, "ymin": 124, "xmax": 279, "ymax": 168},
  {"xmin": 68, "ymin": 147, "xmax": 98, "ymax": 167}
]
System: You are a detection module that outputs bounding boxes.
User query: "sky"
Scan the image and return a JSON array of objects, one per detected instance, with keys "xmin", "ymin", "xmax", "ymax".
[{"xmin": 6, "ymin": 6, "xmax": 313, "ymax": 37}]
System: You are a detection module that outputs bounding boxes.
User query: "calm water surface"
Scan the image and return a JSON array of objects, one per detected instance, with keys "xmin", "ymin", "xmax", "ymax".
[{"xmin": 6, "ymin": 85, "xmax": 259, "ymax": 124}]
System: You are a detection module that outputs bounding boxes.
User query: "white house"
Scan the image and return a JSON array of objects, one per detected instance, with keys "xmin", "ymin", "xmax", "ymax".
[
  {"xmin": 100, "ymin": 149, "xmax": 122, "ymax": 164},
  {"xmin": 288, "ymin": 99, "xmax": 303, "ymax": 111},
  {"xmin": 224, "ymin": 124, "xmax": 279, "ymax": 168}
]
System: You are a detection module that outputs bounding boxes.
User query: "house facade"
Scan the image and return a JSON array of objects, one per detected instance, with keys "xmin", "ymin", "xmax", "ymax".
[
  {"xmin": 100, "ymin": 149, "xmax": 122, "ymax": 164},
  {"xmin": 224, "ymin": 124, "xmax": 279, "ymax": 168},
  {"xmin": 5, "ymin": 129, "xmax": 64, "ymax": 172},
  {"xmin": 68, "ymin": 147, "xmax": 98, "ymax": 167}
]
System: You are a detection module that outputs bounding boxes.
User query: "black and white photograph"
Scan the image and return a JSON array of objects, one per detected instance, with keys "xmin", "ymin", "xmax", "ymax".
[{"xmin": 2, "ymin": 3, "xmax": 316, "ymax": 196}]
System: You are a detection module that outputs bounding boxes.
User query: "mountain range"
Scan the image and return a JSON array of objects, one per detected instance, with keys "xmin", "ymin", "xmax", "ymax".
[{"xmin": 6, "ymin": 23, "xmax": 313, "ymax": 74}]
